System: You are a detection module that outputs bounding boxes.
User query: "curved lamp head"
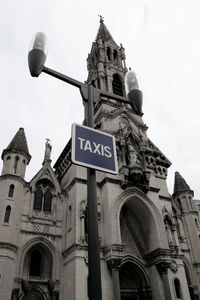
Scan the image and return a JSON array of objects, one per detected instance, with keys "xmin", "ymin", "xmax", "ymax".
[
  {"xmin": 125, "ymin": 70, "xmax": 139, "ymax": 94},
  {"xmin": 28, "ymin": 32, "xmax": 47, "ymax": 77},
  {"xmin": 125, "ymin": 70, "xmax": 143, "ymax": 116}
]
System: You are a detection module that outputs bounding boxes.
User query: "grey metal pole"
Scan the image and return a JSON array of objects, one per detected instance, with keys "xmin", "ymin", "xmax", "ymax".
[{"xmin": 87, "ymin": 84, "xmax": 102, "ymax": 300}]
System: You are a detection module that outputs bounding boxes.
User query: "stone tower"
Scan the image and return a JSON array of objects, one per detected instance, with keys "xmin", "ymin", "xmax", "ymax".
[
  {"xmin": 54, "ymin": 19, "xmax": 193, "ymax": 300},
  {"xmin": 86, "ymin": 16, "xmax": 127, "ymax": 95},
  {"xmin": 172, "ymin": 172, "xmax": 200, "ymax": 299},
  {"xmin": 0, "ymin": 128, "xmax": 31, "ymax": 299}
]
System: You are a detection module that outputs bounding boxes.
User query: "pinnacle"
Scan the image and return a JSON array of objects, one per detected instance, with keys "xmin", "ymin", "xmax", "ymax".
[
  {"xmin": 1, "ymin": 127, "xmax": 31, "ymax": 162},
  {"xmin": 173, "ymin": 171, "xmax": 192, "ymax": 196},
  {"xmin": 95, "ymin": 18, "xmax": 116, "ymax": 44}
]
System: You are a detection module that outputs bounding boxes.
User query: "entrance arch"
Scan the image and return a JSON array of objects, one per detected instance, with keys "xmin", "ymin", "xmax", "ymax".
[
  {"xmin": 21, "ymin": 288, "xmax": 45, "ymax": 300},
  {"xmin": 119, "ymin": 261, "xmax": 152, "ymax": 300},
  {"xmin": 113, "ymin": 188, "xmax": 167, "ymax": 253}
]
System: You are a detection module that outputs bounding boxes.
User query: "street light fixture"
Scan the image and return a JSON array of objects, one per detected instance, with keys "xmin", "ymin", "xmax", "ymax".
[
  {"xmin": 28, "ymin": 32, "xmax": 142, "ymax": 300},
  {"xmin": 28, "ymin": 32, "xmax": 47, "ymax": 77}
]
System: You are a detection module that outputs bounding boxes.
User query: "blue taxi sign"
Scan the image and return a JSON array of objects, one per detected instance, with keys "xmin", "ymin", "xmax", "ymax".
[{"xmin": 71, "ymin": 124, "xmax": 118, "ymax": 174}]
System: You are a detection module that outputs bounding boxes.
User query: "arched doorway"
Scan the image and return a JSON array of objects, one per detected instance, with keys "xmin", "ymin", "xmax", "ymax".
[
  {"xmin": 119, "ymin": 262, "xmax": 152, "ymax": 300},
  {"xmin": 23, "ymin": 243, "xmax": 53, "ymax": 280},
  {"xmin": 118, "ymin": 192, "xmax": 164, "ymax": 300},
  {"xmin": 20, "ymin": 243, "xmax": 53, "ymax": 300},
  {"xmin": 22, "ymin": 288, "xmax": 45, "ymax": 300}
]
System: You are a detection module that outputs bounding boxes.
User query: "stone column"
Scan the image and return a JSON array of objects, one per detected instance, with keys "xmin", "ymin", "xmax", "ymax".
[
  {"xmin": 107, "ymin": 258, "xmax": 121, "ymax": 300},
  {"xmin": 11, "ymin": 288, "xmax": 19, "ymax": 300},
  {"xmin": 156, "ymin": 262, "xmax": 173, "ymax": 300},
  {"xmin": 80, "ymin": 200, "xmax": 86, "ymax": 242},
  {"xmin": 53, "ymin": 291, "xmax": 59, "ymax": 300}
]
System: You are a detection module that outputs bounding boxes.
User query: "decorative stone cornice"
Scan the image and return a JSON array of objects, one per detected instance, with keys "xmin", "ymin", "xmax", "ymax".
[
  {"xmin": 149, "ymin": 186, "xmax": 160, "ymax": 193},
  {"xmin": 0, "ymin": 174, "xmax": 29, "ymax": 187},
  {"xmin": 66, "ymin": 178, "xmax": 87, "ymax": 193},
  {"xmin": 0, "ymin": 242, "xmax": 18, "ymax": 252},
  {"xmin": 98, "ymin": 177, "xmax": 121, "ymax": 188},
  {"xmin": 65, "ymin": 176, "xmax": 123, "ymax": 193},
  {"xmin": 173, "ymin": 190, "xmax": 194, "ymax": 199},
  {"xmin": 182, "ymin": 211, "xmax": 199, "ymax": 217},
  {"xmin": 145, "ymin": 248, "xmax": 171, "ymax": 264},
  {"xmin": 159, "ymin": 195, "xmax": 171, "ymax": 202},
  {"xmin": 62, "ymin": 243, "xmax": 88, "ymax": 259},
  {"xmin": 20, "ymin": 229, "xmax": 62, "ymax": 239},
  {"xmin": 103, "ymin": 244, "xmax": 124, "ymax": 268}
]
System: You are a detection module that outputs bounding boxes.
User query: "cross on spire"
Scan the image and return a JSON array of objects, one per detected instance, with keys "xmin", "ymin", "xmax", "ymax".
[{"xmin": 98, "ymin": 15, "xmax": 104, "ymax": 23}]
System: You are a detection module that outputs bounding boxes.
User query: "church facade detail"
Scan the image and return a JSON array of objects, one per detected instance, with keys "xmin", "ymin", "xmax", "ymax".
[{"xmin": 0, "ymin": 19, "xmax": 200, "ymax": 300}]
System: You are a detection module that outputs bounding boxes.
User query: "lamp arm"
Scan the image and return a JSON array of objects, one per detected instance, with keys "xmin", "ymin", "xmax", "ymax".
[
  {"xmin": 42, "ymin": 66, "xmax": 88, "ymax": 100},
  {"xmin": 42, "ymin": 66, "xmax": 130, "ymax": 105}
]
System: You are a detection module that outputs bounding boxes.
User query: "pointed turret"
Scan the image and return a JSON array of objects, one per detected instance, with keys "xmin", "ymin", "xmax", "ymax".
[
  {"xmin": 173, "ymin": 171, "xmax": 193, "ymax": 196},
  {"xmin": 1, "ymin": 128, "xmax": 31, "ymax": 178},
  {"xmin": 2, "ymin": 127, "xmax": 31, "ymax": 162},
  {"xmin": 173, "ymin": 171, "xmax": 194, "ymax": 212}
]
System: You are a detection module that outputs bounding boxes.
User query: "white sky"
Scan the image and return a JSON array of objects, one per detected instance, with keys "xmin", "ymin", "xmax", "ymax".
[{"xmin": 1, "ymin": 0, "xmax": 200, "ymax": 198}]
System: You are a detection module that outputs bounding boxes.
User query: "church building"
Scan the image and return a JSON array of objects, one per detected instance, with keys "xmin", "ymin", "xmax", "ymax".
[{"xmin": 0, "ymin": 18, "xmax": 200, "ymax": 300}]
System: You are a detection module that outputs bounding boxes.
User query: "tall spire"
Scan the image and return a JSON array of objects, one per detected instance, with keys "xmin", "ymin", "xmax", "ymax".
[
  {"xmin": 173, "ymin": 171, "xmax": 192, "ymax": 196},
  {"xmin": 2, "ymin": 127, "xmax": 31, "ymax": 163},
  {"xmin": 96, "ymin": 16, "xmax": 116, "ymax": 45},
  {"xmin": 87, "ymin": 18, "xmax": 127, "ymax": 95}
]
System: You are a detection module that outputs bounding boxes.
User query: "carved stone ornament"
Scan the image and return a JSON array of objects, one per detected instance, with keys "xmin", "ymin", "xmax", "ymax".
[
  {"xmin": 156, "ymin": 261, "xmax": 171, "ymax": 274},
  {"xmin": 107, "ymin": 258, "xmax": 122, "ymax": 271},
  {"xmin": 84, "ymin": 251, "xmax": 88, "ymax": 264},
  {"xmin": 169, "ymin": 260, "xmax": 178, "ymax": 272}
]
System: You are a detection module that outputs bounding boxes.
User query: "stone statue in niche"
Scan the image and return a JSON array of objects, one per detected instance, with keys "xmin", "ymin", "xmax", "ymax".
[
  {"xmin": 127, "ymin": 143, "xmax": 138, "ymax": 167},
  {"xmin": 126, "ymin": 138, "xmax": 140, "ymax": 168},
  {"xmin": 125, "ymin": 136, "xmax": 146, "ymax": 187},
  {"xmin": 177, "ymin": 217, "xmax": 185, "ymax": 240},
  {"xmin": 164, "ymin": 215, "xmax": 177, "ymax": 247}
]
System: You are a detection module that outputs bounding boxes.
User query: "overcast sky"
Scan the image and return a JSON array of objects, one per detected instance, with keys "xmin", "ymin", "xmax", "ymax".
[{"xmin": 1, "ymin": 0, "xmax": 200, "ymax": 198}]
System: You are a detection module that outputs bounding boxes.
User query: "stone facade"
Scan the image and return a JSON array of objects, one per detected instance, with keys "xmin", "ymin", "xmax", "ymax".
[{"xmin": 0, "ymin": 18, "xmax": 200, "ymax": 300}]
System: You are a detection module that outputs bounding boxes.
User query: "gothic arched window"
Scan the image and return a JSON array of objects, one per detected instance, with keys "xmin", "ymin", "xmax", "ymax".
[
  {"xmin": 107, "ymin": 47, "xmax": 111, "ymax": 60},
  {"xmin": 13, "ymin": 156, "xmax": 19, "ymax": 174},
  {"xmin": 174, "ymin": 278, "xmax": 182, "ymax": 299},
  {"xmin": 33, "ymin": 180, "xmax": 54, "ymax": 213},
  {"xmin": 195, "ymin": 218, "xmax": 199, "ymax": 228},
  {"xmin": 43, "ymin": 190, "xmax": 53, "ymax": 212},
  {"xmin": 34, "ymin": 188, "xmax": 43, "ymax": 210},
  {"xmin": 8, "ymin": 184, "xmax": 15, "ymax": 198},
  {"xmin": 4, "ymin": 205, "xmax": 11, "ymax": 223},
  {"xmin": 112, "ymin": 73, "xmax": 124, "ymax": 96},
  {"xmin": 113, "ymin": 49, "xmax": 118, "ymax": 61}
]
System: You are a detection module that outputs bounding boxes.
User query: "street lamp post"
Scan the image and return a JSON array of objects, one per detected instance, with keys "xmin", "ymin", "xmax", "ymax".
[{"xmin": 28, "ymin": 32, "xmax": 142, "ymax": 300}]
